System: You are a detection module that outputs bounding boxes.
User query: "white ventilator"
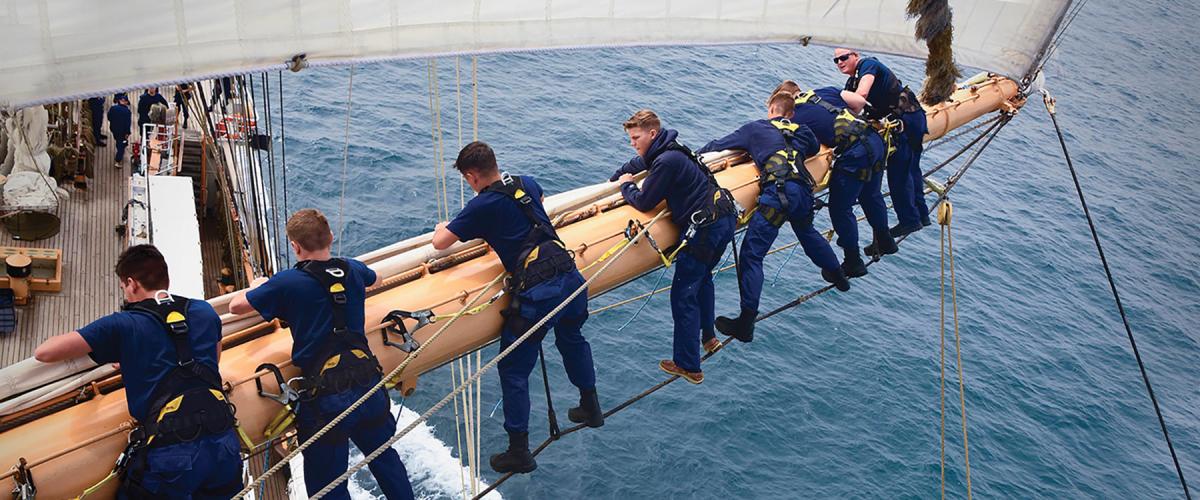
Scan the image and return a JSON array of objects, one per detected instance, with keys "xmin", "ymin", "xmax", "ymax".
[{"xmin": 0, "ymin": 0, "xmax": 1068, "ymax": 109}]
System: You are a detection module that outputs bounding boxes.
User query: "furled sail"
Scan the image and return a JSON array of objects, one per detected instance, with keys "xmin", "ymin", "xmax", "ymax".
[{"xmin": 0, "ymin": 0, "xmax": 1068, "ymax": 109}]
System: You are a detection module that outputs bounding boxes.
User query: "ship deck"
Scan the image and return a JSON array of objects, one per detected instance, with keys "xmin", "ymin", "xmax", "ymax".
[{"xmin": 0, "ymin": 100, "xmax": 129, "ymax": 367}]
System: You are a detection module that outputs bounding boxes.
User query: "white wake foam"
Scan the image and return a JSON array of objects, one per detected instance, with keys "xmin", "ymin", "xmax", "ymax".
[{"xmin": 287, "ymin": 406, "xmax": 502, "ymax": 499}]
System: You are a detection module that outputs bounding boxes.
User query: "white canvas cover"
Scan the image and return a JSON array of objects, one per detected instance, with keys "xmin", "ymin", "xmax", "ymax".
[{"xmin": 0, "ymin": 0, "xmax": 1069, "ymax": 109}]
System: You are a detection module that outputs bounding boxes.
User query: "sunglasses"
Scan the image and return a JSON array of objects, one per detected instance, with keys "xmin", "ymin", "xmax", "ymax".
[{"xmin": 833, "ymin": 53, "xmax": 856, "ymax": 63}]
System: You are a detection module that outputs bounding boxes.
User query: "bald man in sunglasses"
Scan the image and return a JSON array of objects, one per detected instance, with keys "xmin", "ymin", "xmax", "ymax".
[{"xmin": 834, "ymin": 48, "xmax": 932, "ymax": 242}]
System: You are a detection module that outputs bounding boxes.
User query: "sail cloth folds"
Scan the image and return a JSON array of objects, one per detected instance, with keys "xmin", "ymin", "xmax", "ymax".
[{"xmin": 0, "ymin": 0, "xmax": 1067, "ymax": 109}]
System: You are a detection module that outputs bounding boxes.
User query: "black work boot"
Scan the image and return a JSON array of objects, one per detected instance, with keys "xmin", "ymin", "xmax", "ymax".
[
  {"xmin": 567, "ymin": 388, "xmax": 605, "ymax": 428},
  {"xmin": 490, "ymin": 431, "xmax": 537, "ymax": 474},
  {"xmin": 889, "ymin": 222, "xmax": 924, "ymax": 238},
  {"xmin": 821, "ymin": 267, "xmax": 851, "ymax": 292},
  {"xmin": 864, "ymin": 230, "xmax": 899, "ymax": 258},
  {"xmin": 715, "ymin": 309, "xmax": 756, "ymax": 343},
  {"xmin": 842, "ymin": 249, "xmax": 868, "ymax": 278}
]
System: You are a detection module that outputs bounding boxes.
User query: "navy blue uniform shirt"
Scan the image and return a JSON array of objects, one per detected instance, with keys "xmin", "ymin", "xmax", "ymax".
[
  {"xmin": 107, "ymin": 103, "xmax": 132, "ymax": 136},
  {"xmin": 617, "ymin": 129, "xmax": 714, "ymax": 229},
  {"xmin": 447, "ymin": 175, "xmax": 551, "ymax": 273},
  {"xmin": 78, "ymin": 298, "xmax": 222, "ymax": 422},
  {"xmin": 137, "ymin": 92, "xmax": 169, "ymax": 127},
  {"xmin": 247, "ymin": 259, "xmax": 376, "ymax": 371},
  {"xmin": 697, "ymin": 119, "xmax": 821, "ymax": 172},
  {"xmin": 846, "ymin": 57, "xmax": 901, "ymax": 120},
  {"xmin": 791, "ymin": 87, "xmax": 852, "ymax": 148}
]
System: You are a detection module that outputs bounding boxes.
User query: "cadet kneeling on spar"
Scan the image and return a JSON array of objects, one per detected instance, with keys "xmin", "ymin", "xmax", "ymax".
[
  {"xmin": 230, "ymin": 209, "xmax": 415, "ymax": 500},
  {"xmin": 433, "ymin": 141, "xmax": 603, "ymax": 475},
  {"xmin": 610, "ymin": 109, "xmax": 736, "ymax": 384},
  {"xmin": 36, "ymin": 245, "xmax": 244, "ymax": 498},
  {"xmin": 697, "ymin": 91, "xmax": 851, "ymax": 343}
]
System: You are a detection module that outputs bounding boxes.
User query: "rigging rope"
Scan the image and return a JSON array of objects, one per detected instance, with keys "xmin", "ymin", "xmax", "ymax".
[
  {"xmin": 449, "ymin": 359, "xmax": 467, "ymax": 497},
  {"xmin": 278, "ymin": 70, "xmax": 291, "ymax": 266},
  {"xmin": 260, "ymin": 72, "xmax": 282, "ymax": 271},
  {"xmin": 474, "ymin": 111, "xmax": 1015, "ymax": 499},
  {"xmin": 455, "ymin": 56, "xmax": 466, "ymax": 209},
  {"xmin": 937, "ymin": 200, "xmax": 973, "ymax": 500},
  {"xmin": 1042, "ymin": 92, "xmax": 1192, "ymax": 500},
  {"xmin": 309, "ymin": 209, "xmax": 671, "ymax": 498},
  {"xmin": 472, "ymin": 56, "xmax": 479, "ymax": 142},
  {"xmin": 428, "ymin": 59, "xmax": 450, "ymax": 221},
  {"xmin": 336, "ymin": 65, "xmax": 355, "ymax": 255}
]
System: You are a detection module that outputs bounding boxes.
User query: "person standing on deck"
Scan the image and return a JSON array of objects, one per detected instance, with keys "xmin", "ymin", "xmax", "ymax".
[
  {"xmin": 34, "ymin": 245, "xmax": 244, "ymax": 498},
  {"xmin": 137, "ymin": 87, "xmax": 169, "ymax": 131},
  {"xmin": 107, "ymin": 93, "xmax": 132, "ymax": 168},
  {"xmin": 609, "ymin": 110, "xmax": 736, "ymax": 382},
  {"xmin": 210, "ymin": 77, "xmax": 233, "ymax": 111},
  {"xmin": 433, "ymin": 141, "xmax": 604, "ymax": 474},
  {"xmin": 174, "ymin": 83, "xmax": 192, "ymax": 129},
  {"xmin": 696, "ymin": 92, "xmax": 851, "ymax": 342},
  {"xmin": 87, "ymin": 96, "xmax": 106, "ymax": 147},
  {"xmin": 835, "ymin": 48, "xmax": 932, "ymax": 237},
  {"xmin": 777, "ymin": 80, "xmax": 897, "ymax": 277},
  {"xmin": 229, "ymin": 209, "xmax": 415, "ymax": 500}
]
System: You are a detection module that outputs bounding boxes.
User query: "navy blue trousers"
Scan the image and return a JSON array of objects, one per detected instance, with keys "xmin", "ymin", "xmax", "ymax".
[
  {"xmin": 887, "ymin": 110, "xmax": 930, "ymax": 227},
  {"xmin": 738, "ymin": 182, "xmax": 840, "ymax": 313},
  {"xmin": 827, "ymin": 137, "xmax": 890, "ymax": 251},
  {"xmin": 119, "ymin": 431, "xmax": 243, "ymax": 499},
  {"xmin": 112, "ymin": 132, "xmax": 129, "ymax": 162},
  {"xmin": 499, "ymin": 270, "xmax": 595, "ymax": 434},
  {"xmin": 671, "ymin": 214, "xmax": 735, "ymax": 373},
  {"xmin": 296, "ymin": 383, "xmax": 414, "ymax": 500},
  {"xmin": 88, "ymin": 98, "xmax": 105, "ymax": 143}
]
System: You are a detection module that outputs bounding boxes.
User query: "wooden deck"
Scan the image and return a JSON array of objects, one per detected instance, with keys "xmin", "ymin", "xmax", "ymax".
[{"xmin": 0, "ymin": 97, "xmax": 128, "ymax": 366}]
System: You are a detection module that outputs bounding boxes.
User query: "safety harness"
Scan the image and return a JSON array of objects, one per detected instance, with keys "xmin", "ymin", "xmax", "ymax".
[
  {"xmin": 845, "ymin": 57, "xmax": 905, "ymax": 121},
  {"xmin": 661, "ymin": 141, "xmax": 738, "ymax": 264},
  {"xmin": 757, "ymin": 119, "xmax": 818, "ymax": 227},
  {"xmin": 118, "ymin": 293, "xmax": 240, "ymax": 498},
  {"xmin": 795, "ymin": 91, "xmax": 883, "ymax": 181},
  {"xmin": 484, "ymin": 173, "xmax": 578, "ymax": 294},
  {"xmin": 294, "ymin": 259, "xmax": 383, "ymax": 398}
]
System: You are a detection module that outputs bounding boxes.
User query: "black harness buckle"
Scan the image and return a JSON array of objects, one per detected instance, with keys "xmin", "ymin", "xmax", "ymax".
[{"xmin": 382, "ymin": 310, "xmax": 428, "ymax": 353}]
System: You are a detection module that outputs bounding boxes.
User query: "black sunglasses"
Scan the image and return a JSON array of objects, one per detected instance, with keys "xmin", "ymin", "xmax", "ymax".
[{"xmin": 833, "ymin": 53, "xmax": 856, "ymax": 63}]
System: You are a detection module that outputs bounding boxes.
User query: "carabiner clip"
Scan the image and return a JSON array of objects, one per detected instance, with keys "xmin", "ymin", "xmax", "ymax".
[
  {"xmin": 254, "ymin": 363, "xmax": 300, "ymax": 406},
  {"xmin": 382, "ymin": 310, "xmax": 429, "ymax": 353}
]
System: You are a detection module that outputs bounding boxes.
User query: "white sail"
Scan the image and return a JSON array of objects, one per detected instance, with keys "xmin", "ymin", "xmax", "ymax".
[{"xmin": 0, "ymin": 0, "xmax": 1068, "ymax": 109}]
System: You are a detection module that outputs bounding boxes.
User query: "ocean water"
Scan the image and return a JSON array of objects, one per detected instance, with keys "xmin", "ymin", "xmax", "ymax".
[{"xmin": 261, "ymin": 0, "xmax": 1199, "ymax": 497}]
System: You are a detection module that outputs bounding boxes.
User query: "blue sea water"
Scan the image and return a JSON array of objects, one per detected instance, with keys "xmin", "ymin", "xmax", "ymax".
[{"xmin": 265, "ymin": 0, "xmax": 1199, "ymax": 497}]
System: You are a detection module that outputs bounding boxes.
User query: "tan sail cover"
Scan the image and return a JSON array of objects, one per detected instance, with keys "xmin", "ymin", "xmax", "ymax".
[{"xmin": 0, "ymin": 0, "xmax": 1068, "ymax": 109}]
